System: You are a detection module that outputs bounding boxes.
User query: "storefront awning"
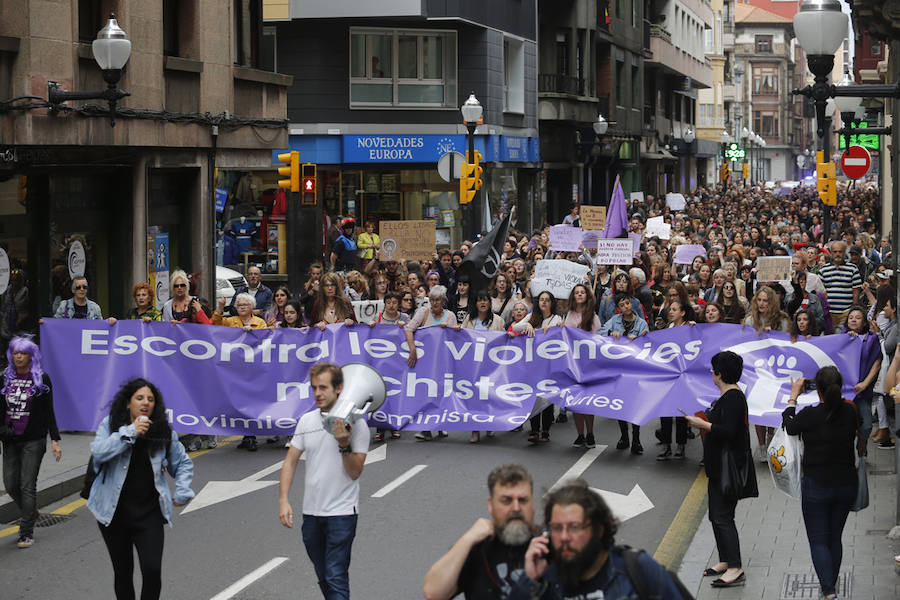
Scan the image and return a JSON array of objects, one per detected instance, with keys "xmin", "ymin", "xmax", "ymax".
[{"xmin": 642, "ymin": 149, "xmax": 677, "ymax": 161}]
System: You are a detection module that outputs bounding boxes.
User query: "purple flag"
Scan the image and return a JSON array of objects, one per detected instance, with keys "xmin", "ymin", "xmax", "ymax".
[
  {"xmin": 42, "ymin": 321, "xmax": 863, "ymax": 434},
  {"xmin": 602, "ymin": 175, "xmax": 628, "ymax": 239}
]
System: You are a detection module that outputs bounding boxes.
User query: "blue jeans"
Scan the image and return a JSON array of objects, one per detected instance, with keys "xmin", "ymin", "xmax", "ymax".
[
  {"xmin": 2, "ymin": 438, "xmax": 46, "ymax": 538},
  {"xmin": 301, "ymin": 514, "xmax": 358, "ymax": 600},
  {"xmin": 855, "ymin": 395, "xmax": 873, "ymax": 448},
  {"xmin": 800, "ymin": 477, "xmax": 856, "ymax": 597}
]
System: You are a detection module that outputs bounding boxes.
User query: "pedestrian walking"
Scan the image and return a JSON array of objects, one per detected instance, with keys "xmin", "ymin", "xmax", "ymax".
[
  {"xmin": 1, "ymin": 336, "xmax": 61, "ymax": 549},
  {"xmin": 87, "ymin": 378, "xmax": 194, "ymax": 600}
]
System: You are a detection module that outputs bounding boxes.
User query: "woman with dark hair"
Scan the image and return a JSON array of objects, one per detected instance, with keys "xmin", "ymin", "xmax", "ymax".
[
  {"xmin": 310, "ymin": 272, "xmax": 357, "ymax": 329},
  {"xmin": 597, "ymin": 271, "xmax": 643, "ymax": 324},
  {"xmin": 1, "ymin": 336, "xmax": 61, "ymax": 549},
  {"xmin": 450, "ymin": 277, "xmax": 472, "ymax": 325},
  {"xmin": 790, "ymin": 308, "xmax": 819, "ymax": 341},
  {"xmin": 491, "ymin": 272, "xmax": 515, "ymax": 325},
  {"xmin": 461, "ymin": 291, "xmax": 505, "ymax": 443},
  {"xmin": 720, "ymin": 280, "xmax": 748, "ymax": 324},
  {"xmin": 564, "ymin": 284, "xmax": 602, "ymax": 449},
  {"xmin": 126, "ymin": 283, "xmax": 161, "ymax": 322},
  {"xmin": 703, "ymin": 303, "xmax": 724, "ymax": 324},
  {"xmin": 843, "ymin": 305, "xmax": 882, "ymax": 453},
  {"xmin": 88, "ymin": 378, "xmax": 194, "ymax": 600},
  {"xmin": 656, "ymin": 299, "xmax": 695, "ymax": 460},
  {"xmin": 786, "ymin": 271, "xmax": 824, "ymax": 331},
  {"xmin": 783, "ymin": 367, "xmax": 859, "ymax": 600},
  {"xmin": 264, "ymin": 285, "xmax": 293, "ymax": 327},
  {"xmin": 277, "ymin": 300, "xmax": 306, "ymax": 329},
  {"xmin": 686, "ymin": 351, "xmax": 755, "ymax": 589}
]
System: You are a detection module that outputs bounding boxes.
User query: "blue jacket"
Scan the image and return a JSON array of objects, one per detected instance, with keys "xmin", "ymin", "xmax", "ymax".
[
  {"xmin": 598, "ymin": 291, "xmax": 645, "ymax": 325},
  {"xmin": 53, "ymin": 298, "xmax": 103, "ymax": 319},
  {"xmin": 509, "ymin": 545, "xmax": 684, "ymax": 600},
  {"xmin": 600, "ymin": 313, "xmax": 649, "ymax": 337},
  {"xmin": 229, "ymin": 283, "xmax": 274, "ymax": 314},
  {"xmin": 87, "ymin": 417, "xmax": 194, "ymax": 527}
]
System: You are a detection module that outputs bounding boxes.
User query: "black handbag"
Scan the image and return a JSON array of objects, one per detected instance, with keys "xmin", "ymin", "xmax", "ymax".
[{"xmin": 719, "ymin": 446, "xmax": 758, "ymax": 499}]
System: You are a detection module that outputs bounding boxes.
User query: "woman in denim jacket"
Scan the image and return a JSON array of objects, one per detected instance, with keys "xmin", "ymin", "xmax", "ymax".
[{"xmin": 87, "ymin": 378, "xmax": 194, "ymax": 600}]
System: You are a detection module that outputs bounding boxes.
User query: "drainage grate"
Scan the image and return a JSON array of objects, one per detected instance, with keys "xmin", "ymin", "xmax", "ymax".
[
  {"xmin": 34, "ymin": 513, "xmax": 74, "ymax": 528},
  {"xmin": 781, "ymin": 571, "xmax": 851, "ymax": 599}
]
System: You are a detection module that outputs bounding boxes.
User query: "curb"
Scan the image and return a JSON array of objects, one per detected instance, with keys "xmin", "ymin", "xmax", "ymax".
[{"xmin": 0, "ymin": 466, "xmax": 86, "ymax": 524}]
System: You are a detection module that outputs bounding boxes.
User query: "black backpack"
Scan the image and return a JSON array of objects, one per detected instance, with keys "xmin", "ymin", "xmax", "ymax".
[
  {"xmin": 80, "ymin": 456, "xmax": 103, "ymax": 500},
  {"xmin": 619, "ymin": 545, "xmax": 695, "ymax": 600}
]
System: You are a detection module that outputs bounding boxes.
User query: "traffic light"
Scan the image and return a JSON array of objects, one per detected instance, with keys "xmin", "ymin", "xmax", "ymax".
[
  {"xmin": 742, "ymin": 162, "xmax": 750, "ymax": 179},
  {"xmin": 816, "ymin": 150, "xmax": 837, "ymax": 206},
  {"xmin": 459, "ymin": 150, "xmax": 483, "ymax": 204},
  {"xmin": 720, "ymin": 162, "xmax": 731, "ymax": 182},
  {"xmin": 277, "ymin": 151, "xmax": 299, "ymax": 193},
  {"xmin": 301, "ymin": 163, "xmax": 316, "ymax": 206}
]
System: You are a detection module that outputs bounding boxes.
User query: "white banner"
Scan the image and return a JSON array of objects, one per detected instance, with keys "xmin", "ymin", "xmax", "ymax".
[
  {"xmin": 530, "ymin": 259, "xmax": 590, "ymax": 299},
  {"xmin": 596, "ymin": 239, "xmax": 636, "ymax": 266},
  {"xmin": 644, "ymin": 216, "xmax": 671, "ymax": 240}
]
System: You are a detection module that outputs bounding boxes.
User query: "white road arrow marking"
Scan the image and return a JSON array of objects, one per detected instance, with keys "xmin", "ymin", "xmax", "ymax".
[
  {"xmin": 209, "ymin": 556, "xmax": 289, "ymax": 600},
  {"xmin": 182, "ymin": 461, "xmax": 283, "ymax": 514},
  {"xmin": 590, "ymin": 484, "xmax": 654, "ymax": 522},
  {"xmin": 551, "ymin": 445, "xmax": 607, "ymax": 491},
  {"xmin": 372, "ymin": 464, "xmax": 427, "ymax": 498}
]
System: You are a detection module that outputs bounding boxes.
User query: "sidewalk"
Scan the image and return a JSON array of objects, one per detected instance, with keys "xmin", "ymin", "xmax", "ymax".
[{"xmin": 682, "ymin": 443, "xmax": 899, "ymax": 600}]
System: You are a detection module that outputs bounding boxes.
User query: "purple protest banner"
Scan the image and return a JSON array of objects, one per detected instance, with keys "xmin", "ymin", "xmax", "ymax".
[
  {"xmin": 673, "ymin": 244, "xmax": 707, "ymax": 265},
  {"xmin": 41, "ymin": 320, "xmax": 862, "ymax": 434}
]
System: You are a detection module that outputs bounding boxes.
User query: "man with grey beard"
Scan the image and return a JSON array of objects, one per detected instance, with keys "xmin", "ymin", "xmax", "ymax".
[{"xmin": 424, "ymin": 464, "xmax": 537, "ymax": 600}]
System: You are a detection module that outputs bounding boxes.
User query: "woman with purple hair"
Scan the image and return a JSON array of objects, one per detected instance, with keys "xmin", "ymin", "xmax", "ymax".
[{"xmin": 1, "ymin": 335, "xmax": 61, "ymax": 549}]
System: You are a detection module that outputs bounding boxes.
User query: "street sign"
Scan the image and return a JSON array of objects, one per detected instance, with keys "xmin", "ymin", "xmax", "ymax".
[
  {"xmin": 437, "ymin": 151, "xmax": 466, "ymax": 183},
  {"xmin": 840, "ymin": 145, "xmax": 871, "ymax": 179}
]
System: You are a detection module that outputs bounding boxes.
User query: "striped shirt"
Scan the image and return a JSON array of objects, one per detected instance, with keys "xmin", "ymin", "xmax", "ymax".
[{"xmin": 818, "ymin": 263, "xmax": 862, "ymax": 312}]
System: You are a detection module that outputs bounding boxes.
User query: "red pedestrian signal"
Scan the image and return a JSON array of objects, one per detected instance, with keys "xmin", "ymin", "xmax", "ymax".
[{"xmin": 301, "ymin": 163, "xmax": 317, "ymax": 205}]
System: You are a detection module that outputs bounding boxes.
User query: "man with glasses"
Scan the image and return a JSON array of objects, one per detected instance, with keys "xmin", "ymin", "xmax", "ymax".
[
  {"xmin": 229, "ymin": 266, "xmax": 273, "ymax": 317},
  {"xmin": 53, "ymin": 277, "xmax": 105, "ymax": 320},
  {"xmin": 511, "ymin": 481, "xmax": 685, "ymax": 599}
]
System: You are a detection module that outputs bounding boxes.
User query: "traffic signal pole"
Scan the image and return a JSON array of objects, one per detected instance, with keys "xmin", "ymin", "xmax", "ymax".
[{"xmin": 822, "ymin": 115, "xmax": 832, "ymax": 241}]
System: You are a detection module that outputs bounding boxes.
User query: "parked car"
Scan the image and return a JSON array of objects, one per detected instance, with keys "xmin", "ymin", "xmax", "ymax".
[{"xmin": 216, "ymin": 265, "xmax": 247, "ymax": 303}]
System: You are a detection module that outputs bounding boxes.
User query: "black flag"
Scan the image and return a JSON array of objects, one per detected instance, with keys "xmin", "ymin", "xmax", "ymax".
[{"xmin": 456, "ymin": 212, "xmax": 510, "ymax": 295}]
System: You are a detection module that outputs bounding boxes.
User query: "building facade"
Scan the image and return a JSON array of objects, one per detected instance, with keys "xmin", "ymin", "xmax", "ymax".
[
  {"xmin": 696, "ymin": 0, "xmax": 728, "ymax": 185},
  {"xmin": 267, "ymin": 0, "xmax": 540, "ymax": 250},
  {"xmin": 0, "ymin": 0, "xmax": 289, "ymax": 331}
]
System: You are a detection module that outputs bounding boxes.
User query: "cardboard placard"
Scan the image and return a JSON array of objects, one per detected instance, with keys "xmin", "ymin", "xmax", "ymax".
[
  {"xmin": 756, "ymin": 256, "xmax": 792, "ymax": 283},
  {"xmin": 352, "ymin": 299, "xmax": 385, "ymax": 324},
  {"xmin": 530, "ymin": 259, "xmax": 590, "ymax": 299},
  {"xmin": 549, "ymin": 225, "xmax": 584, "ymax": 252},
  {"xmin": 596, "ymin": 239, "xmax": 636, "ymax": 266},
  {"xmin": 378, "ymin": 220, "xmax": 436, "ymax": 261},
  {"xmin": 580, "ymin": 206, "xmax": 607, "ymax": 231},
  {"xmin": 628, "ymin": 233, "xmax": 643, "ymax": 256},
  {"xmin": 630, "ymin": 191, "xmax": 644, "ymax": 204},
  {"xmin": 673, "ymin": 244, "xmax": 707, "ymax": 265},
  {"xmin": 665, "ymin": 192, "xmax": 686, "ymax": 211},
  {"xmin": 644, "ymin": 216, "xmax": 671, "ymax": 240}
]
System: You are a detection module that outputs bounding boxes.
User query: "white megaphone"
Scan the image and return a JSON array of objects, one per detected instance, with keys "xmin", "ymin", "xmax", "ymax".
[{"xmin": 321, "ymin": 363, "xmax": 387, "ymax": 432}]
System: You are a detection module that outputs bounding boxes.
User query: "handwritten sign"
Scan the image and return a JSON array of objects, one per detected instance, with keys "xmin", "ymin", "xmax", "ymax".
[
  {"xmin": 379, "ymin": 220, "xmax": 436, "ymax": 261},
  {"xmin": 673, "ymin": 244, "xmax": 707, "ymax": 265},
  {"xmin": 549, "ymin": 225, "xmax": 584, "ymax": 252},
  {"xmin": 630, "ymin": 191, "xmax": 644, "ymax": 204},
  {"xmin": 757, "ymin": 256, "xmax": 792, "ymax": 283},
  {"xmin": 596, "ymin": 239, "xmax": 636, "ymax": 266},
  {"xmin": 665, "ymin": 192, "xmax": 686, "ymax": 211},
  {"xmin": 352, "ymin": 299, "xmax": 384, "ymax": 323},
  {"xmin": 644, "ymin": 217, "xmax": 671, "ymax": 240},
  {"xmin": 530, "ymin": 259, "xmax": 590, "ymax": 299},
  {"xmin": 580, "ymin": 206, "xmax": 607, "ymax": 231}
]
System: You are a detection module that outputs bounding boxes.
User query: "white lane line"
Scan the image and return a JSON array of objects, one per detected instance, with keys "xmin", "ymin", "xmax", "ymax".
[
  {"xmin": 244, "ymin": 461, "xmax": 284, "ymax": 482},
  {"xmin": 209, "ymin": 556, "xmax": 289, "ymax": 600},
  {"xmin": 371, "ymin": 464, "xmax": 428, "ymax": 498},
  {"xmin": 550, "ymin": 445, "xmax": 607, "ymax": 491}
]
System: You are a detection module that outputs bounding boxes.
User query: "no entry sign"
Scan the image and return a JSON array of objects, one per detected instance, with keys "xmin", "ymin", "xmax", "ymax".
[{"xmin": 840, "ymin": 145, "xmax": 871, "ymax": 179}]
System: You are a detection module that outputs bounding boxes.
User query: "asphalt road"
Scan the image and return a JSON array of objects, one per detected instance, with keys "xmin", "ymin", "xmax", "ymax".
[{"xmin": 2, "ymin": 418, "xmax": 704, "ymax": 599}]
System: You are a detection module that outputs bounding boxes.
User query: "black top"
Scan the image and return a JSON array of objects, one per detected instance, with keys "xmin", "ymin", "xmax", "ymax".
[
  {"xmin": 458, "ymin": 537, "xmax": 529, "ymax": 599},
  {"xmin": 72, "ymin": 303, "xmax": 88, "ymax": 318},
  {"xmin": 782, "ymin": 401, "xmax": 858, "ymax": 486},
  {"xmin": 702, "ymin": 389, "xmax": 751, "ymax": 480},
  {"xmin": 0, "ymin": 373, "xmax": 60, "ymax": 442},
  {"xmin": 113, "ymin": 438, "xmax": 163, "ymax": 525}
]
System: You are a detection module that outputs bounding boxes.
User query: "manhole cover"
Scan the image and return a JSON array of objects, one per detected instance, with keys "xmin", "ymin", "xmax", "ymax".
[
  {"xmin": 782, "ymin": 571, "xmax": 851, "ymax": 599},
  {"xmin": 35, "ymin": 513, "xmax": 74, "ymax": 528}
]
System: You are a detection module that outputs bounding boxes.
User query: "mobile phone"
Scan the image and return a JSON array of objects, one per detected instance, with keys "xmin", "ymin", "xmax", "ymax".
[
  {"xmin": 803, "ymin": 380, "xmax": 817, "ymax": 392},
  {"xmin": 539, "ymin": 530, "xmax": 555, "ymax": 561},
  {"xmin": 676, "ymin": 408, "xmax": 688, "ymax": 416}
]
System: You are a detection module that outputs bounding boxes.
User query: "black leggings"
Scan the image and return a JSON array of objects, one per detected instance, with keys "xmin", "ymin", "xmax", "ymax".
[
  {"xmin": 98, "ymin": 518, "xmax": 165, "ymax": 600},
  {"xmin": 529, "ymin": 406, "xmax": 555, "ymax": 433}
]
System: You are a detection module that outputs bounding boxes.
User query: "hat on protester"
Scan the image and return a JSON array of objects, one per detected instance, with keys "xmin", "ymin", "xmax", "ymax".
[
  {"xmin": 876, "ymin": 270, "xmax": 893, "ymax": 280},
  {"xmin": 341, "ymin": 218, "xmax": 356, "ymax": 229},
  {"xmin": 848, "ymin": 245, "xmax": 862, "ymax": 255},
  {"xmin": 793, "ymin": 243, "xmax": 807, "ymax": 252}
]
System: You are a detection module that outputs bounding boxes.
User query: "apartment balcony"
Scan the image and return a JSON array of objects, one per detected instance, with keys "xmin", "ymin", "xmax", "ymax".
[
  {"xmin": 646, "ymin": 27, "xmax": 713, "ymax": 89},
  {"xmin": 538, "ymin": 74, "xmax": 588, "ymax": 96},
  {"xmin": 724, "ymin": 84, "xmax": 735, "ymax": 102},
  {"xmin": 538, "ymin": 73, "xmax": 599, "ymax": 123}
]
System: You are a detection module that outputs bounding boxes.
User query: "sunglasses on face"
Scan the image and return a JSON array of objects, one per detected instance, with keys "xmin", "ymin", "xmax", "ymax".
[
  {"xmin": 173, "ymin": 283, "xmax": 187, "ymax": 288},
  {"xmin": 74, "ymin": 285, "xmax": 88, "ymax": 290}
]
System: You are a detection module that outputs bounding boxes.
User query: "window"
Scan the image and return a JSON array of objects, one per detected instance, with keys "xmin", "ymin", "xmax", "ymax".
[
  {"xmin": 350, "ymin": 29, "xmax": 457, "ymax": 107},
  {"xmin": 80, "ymin": 1, "xmax": 117, "ymax": 44},
  {"xmin": 234, "ymin": 0, "xmax": 262, "ymax": 68},
  {"xmin": 755, "ymin": 35, "xmax": 773, "ymax": 53},
  {"xmin": 753, "ymin": 110, "xmax": 779, "ymax": 136},
  {"xmin": 705, "ymin": 28, "xmax": 714, "ymax": 54},
  {"xmin": 616, "ymin": 60, "xmax": 625, "ymax": 106},
  {"xmin": 631, "ymin": 65, "xmax": 640, "ymax": 109},
  {"xmin": 872, "ymin": 41, "xmax": 882, "ymax": 56},
  {"xmin": 753, "ymin": 66, "xmax": 778, "ymax": 94},
  {"xmin": 504, "ymin": 37, "xmax": 525, "ymax": 113}
]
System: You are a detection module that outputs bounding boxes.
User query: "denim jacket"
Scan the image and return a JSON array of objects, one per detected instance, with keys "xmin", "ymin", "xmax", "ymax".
[
  {"xmin": 87, "ymin": 417, "xmax": 194, "ymax": 527},
  {"xmin": 508, "ymin": 545, "xmax": 683, "ymax": 600},
  {"xmin": 53, "ymin": 298, "xmax": 103, "ymax": 319},
  {"xmin": 600, "ymin": 314, "xmax": 649, "ymax": 337}
]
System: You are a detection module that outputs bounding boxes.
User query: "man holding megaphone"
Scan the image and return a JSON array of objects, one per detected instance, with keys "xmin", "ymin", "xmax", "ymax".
[{"xmin": 279, "ymin": 361, "xmax": 381, "ymax": 600}]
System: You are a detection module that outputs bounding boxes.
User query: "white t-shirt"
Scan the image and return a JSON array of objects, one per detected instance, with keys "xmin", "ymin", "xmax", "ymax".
[{"xmin": 290, "ymin": 409, "xmax": 370, "ymax": 517}]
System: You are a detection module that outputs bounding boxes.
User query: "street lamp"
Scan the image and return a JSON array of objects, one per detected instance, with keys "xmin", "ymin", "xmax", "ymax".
[
  {"xmin": 593, "ymin": 113, "xmax": 609, "ymax": 136},
  {"xmin": 834, "ymin": 70, "xmax": 863, "ymax": 149},
  {"xmin": 683, "ymin": 127, "xmax": 695, "ymax": 144},
  {"xmin": 460, "ymin": 92, "xmax": 483, "ymax": 239},
  {"xmin": 47, "ymin": 13, "xmax": 132, "ymax": 126}
]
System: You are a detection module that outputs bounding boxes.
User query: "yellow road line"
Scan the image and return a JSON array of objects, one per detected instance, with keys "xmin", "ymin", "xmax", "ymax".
[
  {"xmin": 653, "ymin": 469, "xmax": 709, "ymax": 570},
  {"xmin": 0, "ymin": 435, "xmax": 241, "ymax": 539}
]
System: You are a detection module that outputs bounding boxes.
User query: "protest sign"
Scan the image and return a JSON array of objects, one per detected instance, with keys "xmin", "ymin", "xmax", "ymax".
[
  {"xmin": 43, "ymin": 321, "xmax": 863, "ymax": 433},
  {"xmin": 757, "ymin": 256, "xmax": 792, "ymax": 283},
  {"xmin": 644, "ymin": 217, "xmax": 671, "ymax": 240},
  {"xmin": 596, "ymin": 239, "xmax": 636, "ymax": 265},
  {"xmin": 531, "ymin": 259, "xmax": 589, "ymax": 298},
  {"xmin": 379, "ymin": 220, "xmax": 436, "ymax": 261},
  {"xmin": 549, "ymin": 225, "xmax": 584, "ymax": 252},
  {"xmin": 665, "ymin": 193, "xmax": 686, "ymax": 211},
  {"xmin": 580, "ymin": 206, "xmax": 607, "ymax": 231},
  {"xmin": 352, "ymin": 299, "xmax": 384, "ymax": 323},
  {"xmin": 673, "ymin": 244, "xmax": 707, "ymax": 265},
  {"xmin": 630, "ymin": 191, "xmax": 644, "ymax": 204},
  {"xmin": 581, "ymin": 230, "xmax": 601, "ymax": 250}
]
